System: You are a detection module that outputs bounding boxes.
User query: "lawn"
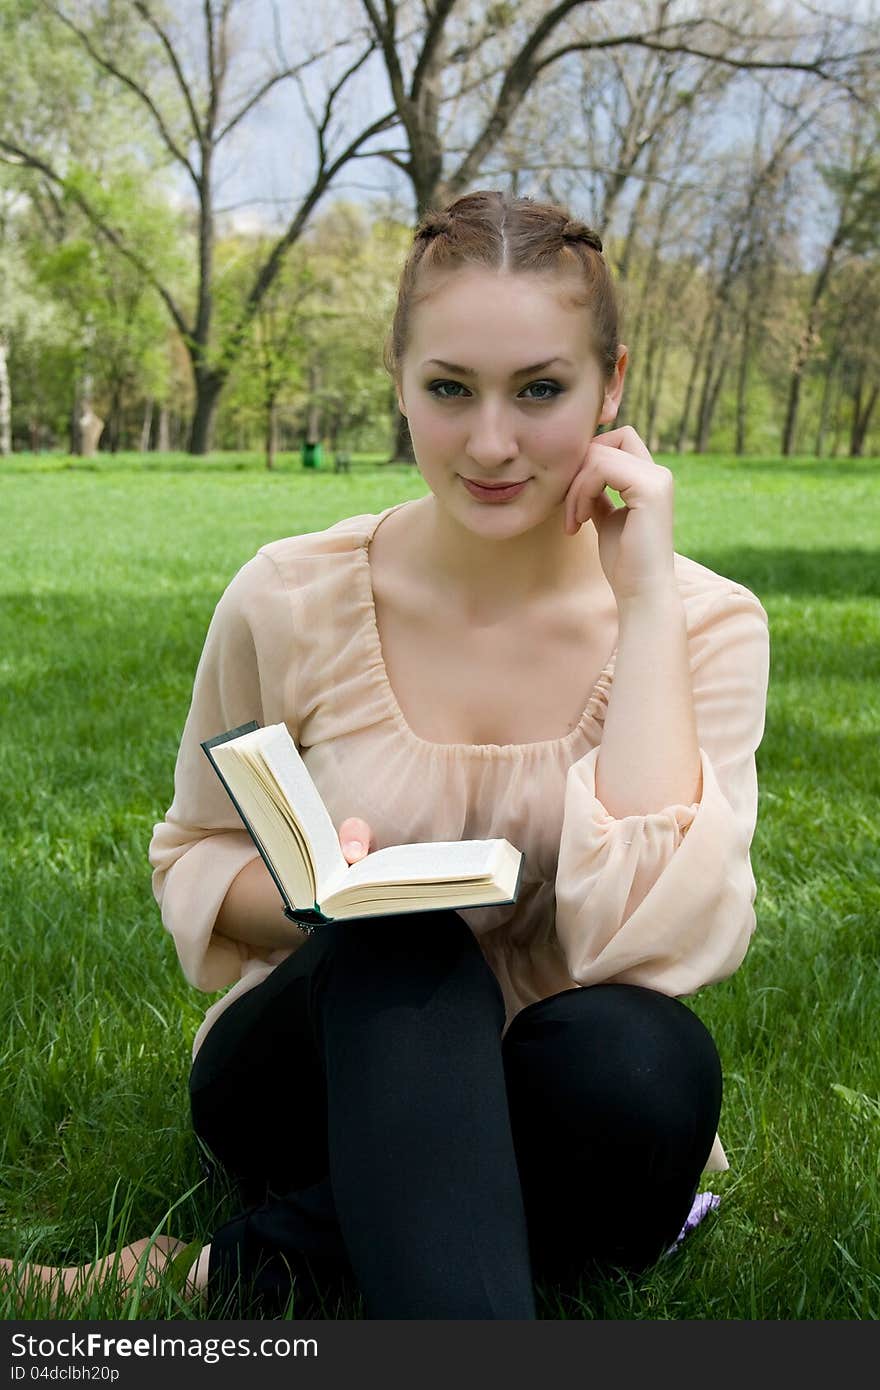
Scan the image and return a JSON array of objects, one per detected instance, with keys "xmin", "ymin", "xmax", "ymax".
[{"xmin": 1, "ymin": 450, "xmax": 878, "ymax": 1320}]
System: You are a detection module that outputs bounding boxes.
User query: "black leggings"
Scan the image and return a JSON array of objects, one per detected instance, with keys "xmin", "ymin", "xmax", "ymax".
[{"xmin": 189, "ymin": 909, "xmax": 722, "ymax": 1320}]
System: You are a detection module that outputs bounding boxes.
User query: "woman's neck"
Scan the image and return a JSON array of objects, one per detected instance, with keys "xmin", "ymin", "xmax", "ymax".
[{"xmin": 408, "ymin": 494, "xmax": 607, "ymax": 621}]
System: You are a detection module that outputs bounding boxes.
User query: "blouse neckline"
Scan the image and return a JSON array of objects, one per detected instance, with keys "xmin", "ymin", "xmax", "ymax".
[{"xmin": 356, "ymin": 501, "xmax": 618, "ymax": 756}]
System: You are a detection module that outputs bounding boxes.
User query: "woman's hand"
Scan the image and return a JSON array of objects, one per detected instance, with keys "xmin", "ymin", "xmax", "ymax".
[
  {"xmin": 339, "ymin": 817, "xmax": 372, "ymax": 864},
  {"xmin": 562, "ymin": 425, "xmax": 677, "ymax": 605}
]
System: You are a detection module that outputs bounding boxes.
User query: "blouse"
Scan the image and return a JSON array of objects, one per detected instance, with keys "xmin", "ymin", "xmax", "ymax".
[{"xmin": 148, "ymin": 500, "xmax": 771, "ymax": 1172}]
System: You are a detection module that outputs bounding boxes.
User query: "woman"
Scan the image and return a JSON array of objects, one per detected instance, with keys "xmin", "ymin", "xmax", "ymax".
[{"xmin": 4, "ymin": 189, "xmax": 770, "ymax": 1319}]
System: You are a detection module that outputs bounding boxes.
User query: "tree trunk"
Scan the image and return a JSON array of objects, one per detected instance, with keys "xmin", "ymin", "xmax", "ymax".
[
  {"xmin": 0, "ymin": 333, "xmax": 11, "ymax": 456},
  {"xmin": 306, "ymin": 361, "xmax": 321, "ymax": 445},
  {"xmin": 188, "ymin": 368, "xmax": 225, "ymax": 454},
  {"xmin": 645, "ymin": 322, "xmax": 671, "ymax": 450},
  {"xmin": 830, "ymin": 385, "xmax": 847, "ymax": 458},
  {"xmin": 782, "ymin": 361, "xmax": 805, "ymax": 456},
  {"xmin": 782, "ymin": 228, "xmax": 842, "ymax": 456},
  {"xmin": 699, "ymin": 352, "xmax": 729, "ymax": 453},
  {"xmin": 814, "ymin": 352, "xmax": 838, "ymax": 458},
  {"xmin": 390, "ymin": 409, "xmax": 415, "ymax": 463},
  {"xmin": 850, "ymin": 380, "xmax": 879, "ymax": 458},
  {"xmin": 695, "ymin": 337, "xmax": 732, "ymax": 456},
  {"xmin": 107, "ymin": 382, "xmax": 123, "ymax": 453},
  {"xmin": 265, "ymin": 397, "xmax": 277, "ymax": 471},
  {"xmin": 139, "ymin": 399, "xmax": 154, "ymax": 452},
  {"xmin": 694, "ymin": 299, "xmax": 728, "ymax": 452},
  {"xmin": 73, "ymin": 372, "xmax": 104, "ymax": 456},
  {"xmin": 675, "ymin": 303, "xmax": 714, "ymax": 454},
  {"xmin": 157, "ymin": 404, "xmax": 170, "ymax": 452},
  {"xmin": 735, "ymin": 297, "xmax": 754, "ymax": 456}
]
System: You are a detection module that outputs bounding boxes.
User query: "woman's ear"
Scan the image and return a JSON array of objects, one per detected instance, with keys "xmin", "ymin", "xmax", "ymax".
[
  {"xmin": 598, "ymin": 346, "xmax": 628, "ymax": 426},
  {"xmin": 395, "ymin": 375, "xmax": 407, "ymax": 417}
]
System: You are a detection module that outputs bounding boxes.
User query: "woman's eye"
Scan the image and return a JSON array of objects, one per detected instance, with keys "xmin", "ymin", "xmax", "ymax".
[
  {"xmin": 521, "ymin": 380, "xmax": 562, "ymax": 401},
  {"xmin": 427, "ymin": 380, "xmax": 467, "ymax": 399}
]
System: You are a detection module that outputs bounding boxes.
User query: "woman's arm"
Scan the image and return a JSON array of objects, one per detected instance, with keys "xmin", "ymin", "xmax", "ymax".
[
  {"xmin": 213, "ymin": 816, "xmax": 374, "ymax": 952},
  {"xmin": 214, "ymin": 856, "xmax": 310, "ymax": 952},
  {"xmin": 596, "ymin": 586, "xmax": 702, "ymax": 818},
  {"xmin": 565, "ymin": 423, "xmax": 702, "ymax": 816}
]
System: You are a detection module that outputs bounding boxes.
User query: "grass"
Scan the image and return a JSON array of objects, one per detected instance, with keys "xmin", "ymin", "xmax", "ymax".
[{"xmin": 0, "ymin": 450, "xmax": 878, "ymax": 1321}]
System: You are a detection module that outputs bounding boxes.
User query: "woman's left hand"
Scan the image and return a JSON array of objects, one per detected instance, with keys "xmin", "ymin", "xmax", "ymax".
[{"xmin": 562, "ymin": 425, "xmax": 677, "ymax": 605}]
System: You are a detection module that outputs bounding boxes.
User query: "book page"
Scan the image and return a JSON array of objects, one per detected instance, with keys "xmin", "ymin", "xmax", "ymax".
[
  {"xmin": 319, "ymin": 839, "xmax": 524, "ymax": 918},
  {"xmin": 326, "ymin": 838, "xmax": 503, "ymax": 891},
  {"xmin": 209, "ymin": 741, "xmax": 315, "ymax": 907},
  {"xmin": 253, "ymin": 725, "xmax": 349, "ymax": 891}
]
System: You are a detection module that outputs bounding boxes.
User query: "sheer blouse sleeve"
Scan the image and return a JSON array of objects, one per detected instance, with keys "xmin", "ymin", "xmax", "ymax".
[
  {"xmin": 148, "ymin": 550, "xmax": 296, "ymax": 991},
  {"xmin": 554, "ymin": 586, "xmax": 770, "ymax": 996}
]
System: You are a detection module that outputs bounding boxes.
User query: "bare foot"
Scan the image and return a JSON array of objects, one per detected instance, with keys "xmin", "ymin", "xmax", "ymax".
[{"xmin": 0, "ymin": 1236, "xmax": 189, "ymax": 1310}]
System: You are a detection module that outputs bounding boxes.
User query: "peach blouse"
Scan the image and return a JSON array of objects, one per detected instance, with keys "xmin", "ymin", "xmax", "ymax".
[{"xmin": 149, "ymin": 501, "xmax": 771, "ymax": 1172}]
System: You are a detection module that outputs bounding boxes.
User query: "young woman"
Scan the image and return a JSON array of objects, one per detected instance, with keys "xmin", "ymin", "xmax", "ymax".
[{"xmin": 4, "ymin": 189, "xmax": 770, "ymax": 1320}]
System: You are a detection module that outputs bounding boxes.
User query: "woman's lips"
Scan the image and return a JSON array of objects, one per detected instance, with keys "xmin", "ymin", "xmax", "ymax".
[{"xmin": 461, "ymin": 477, "xmax": 529, "ymax": 502}]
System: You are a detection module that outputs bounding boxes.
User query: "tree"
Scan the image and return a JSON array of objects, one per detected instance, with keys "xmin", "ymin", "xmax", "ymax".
[
  {"xmin": 1, "ymin": 0, "xmax": 399, "ymax": 452},
  {"xmin": 781, "ymin": 114, "xmax": 880, "ymax": 455},
  {"xmin": 213, "ymin": 202, "xmax": 411, "ymax": 461},
  {"xmin": 0, "ymin": 181, "xmax": 73, "ymax": 454}
]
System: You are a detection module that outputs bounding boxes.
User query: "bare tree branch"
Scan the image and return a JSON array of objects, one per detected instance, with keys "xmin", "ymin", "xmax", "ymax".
[
  {"xmin": 216, "ymin": 36, "xmax": 360, "ymax": 145},
  {"xmin": 222, "ymin": 104, "xmax": 399, "ymax": 372},
  {"xmin": 132, "ymin": 0, "xmax": 204, "ymax": 146},
  {"xmin": 410, "ymin": 0, "xmax": 458, "ymax": 103},
  {"xmin": 205, "ymin": 0, "xmax": 218, "ymax": 138},
  {"xmin": 360, "ymin": 0, "xmax": 408, "ymax": 114},
  {"xmin": 534, "ymin": 33, "xmax": 880, "ymax": 87}
]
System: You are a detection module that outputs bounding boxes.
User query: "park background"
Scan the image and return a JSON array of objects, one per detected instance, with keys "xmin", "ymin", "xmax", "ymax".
[{"xmin": 1, "ymin": 0, "xmax": 878, "ymax": 1320}]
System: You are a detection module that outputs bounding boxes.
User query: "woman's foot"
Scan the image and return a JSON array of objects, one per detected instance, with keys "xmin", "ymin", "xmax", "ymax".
[{"xmin": 0, "ymin": 1235, "xmax": 190, "ymax": 1309}]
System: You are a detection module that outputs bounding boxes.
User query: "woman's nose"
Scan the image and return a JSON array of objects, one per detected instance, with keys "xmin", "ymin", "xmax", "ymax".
[{"xmin": 465, "ymin": 401, "xmax": 519, "ymax": 466}]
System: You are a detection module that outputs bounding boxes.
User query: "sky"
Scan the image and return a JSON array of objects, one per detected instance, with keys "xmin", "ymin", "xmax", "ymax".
[{"xmin": 175, "ymin": 0, "xmax": 410, "ymax": 233}]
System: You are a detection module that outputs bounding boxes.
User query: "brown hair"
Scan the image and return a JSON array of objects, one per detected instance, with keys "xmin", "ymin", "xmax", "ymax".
[{"xmin": 383, "ymin": 189, "xmax": 621, "ymax": 384}]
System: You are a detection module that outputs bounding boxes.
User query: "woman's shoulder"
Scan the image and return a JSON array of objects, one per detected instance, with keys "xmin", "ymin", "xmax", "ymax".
[
  {"xmin": 211, "ymin": 512, "xmax": 380, "ymax": 629},
  {"xmin": 257, "ymin": 511, "xmax": 379, "ymax": 571},
  {"xmin": 673, "ymin": 550, "xmax": 769, "ymax": 630}
]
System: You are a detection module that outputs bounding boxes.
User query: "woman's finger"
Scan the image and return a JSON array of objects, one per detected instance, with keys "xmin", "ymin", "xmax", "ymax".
[
  {"xmin": 594, "ymin": 425, "xmax": 654, "ymax": 462},
  {"xmin": 339, "ymin": 817, "xmax": 372, "ymax": 862},
  {"xmin": 580, "ymin": 490, "xmax": 616, "ymax": 527},
  {"xmin": 586, "ymin": 440, "xmax": 673, "ymax": 501}
]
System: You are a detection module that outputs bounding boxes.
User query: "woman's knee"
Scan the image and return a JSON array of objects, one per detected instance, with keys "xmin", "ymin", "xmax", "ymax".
[{"xmin": 503, "ymin": 983, "xmax": 722, "ymax": 1152}]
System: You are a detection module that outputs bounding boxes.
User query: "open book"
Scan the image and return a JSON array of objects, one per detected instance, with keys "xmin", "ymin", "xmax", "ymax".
[{"xmin": 201, "ymin": 721, "xmax": 524, "ymax": 925}]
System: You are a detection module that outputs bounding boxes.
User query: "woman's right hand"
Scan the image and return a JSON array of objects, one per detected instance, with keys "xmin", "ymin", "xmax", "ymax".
[{"xmin": 338, "ymin": 817, "xmax": 372, "ymax": 864}]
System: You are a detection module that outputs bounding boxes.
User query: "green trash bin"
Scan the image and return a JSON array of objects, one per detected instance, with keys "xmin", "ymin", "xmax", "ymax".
[{"xmin": 302, "ymin": 440, "xmax": 323, "ymax": 469}]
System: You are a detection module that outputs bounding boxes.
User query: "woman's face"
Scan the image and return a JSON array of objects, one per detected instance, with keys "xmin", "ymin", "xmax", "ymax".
[{"xmin": 396, "ymin": 266, "xmax": 626, "ymax": 536}]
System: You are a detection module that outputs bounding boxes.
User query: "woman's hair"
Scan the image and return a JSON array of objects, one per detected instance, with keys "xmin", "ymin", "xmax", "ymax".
[{"xmin": 383, "ymin": 188, "xmax": 620, "ymax": 384}]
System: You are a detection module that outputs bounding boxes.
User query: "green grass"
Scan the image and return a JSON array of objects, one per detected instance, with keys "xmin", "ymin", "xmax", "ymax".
[{"xmin": 1, "ymin": 451, "xmax": 878, "ymax": 1320}]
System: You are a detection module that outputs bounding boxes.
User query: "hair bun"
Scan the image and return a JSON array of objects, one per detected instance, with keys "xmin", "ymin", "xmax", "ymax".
[
  {"xmin": 561, "ymin": 221, "xmax": 603, "ymax": 254},
  {"xmin": 415, "ymin": 211, "xmax": 453, "ymax": 241}
]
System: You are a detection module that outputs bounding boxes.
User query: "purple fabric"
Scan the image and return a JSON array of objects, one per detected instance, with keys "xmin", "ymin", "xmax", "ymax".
[{"xmin": 666, "ymin": 1191, "xmax": 720, "ymax": 1254}]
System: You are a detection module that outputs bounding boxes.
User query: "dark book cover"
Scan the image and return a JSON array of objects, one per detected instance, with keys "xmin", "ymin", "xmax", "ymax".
[{"xmin": 201, "ymin": 720, "xmax": 330, "ymax": 926}]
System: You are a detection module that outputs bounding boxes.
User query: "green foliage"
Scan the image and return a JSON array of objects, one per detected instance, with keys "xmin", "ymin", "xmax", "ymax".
[
  {"xmin": 216, "ymin": 203, "xmax": 410, "ymax": 455},
  {"xmin": 0, "ymin": 454, "xmax": 878, "ymax": 1319}
]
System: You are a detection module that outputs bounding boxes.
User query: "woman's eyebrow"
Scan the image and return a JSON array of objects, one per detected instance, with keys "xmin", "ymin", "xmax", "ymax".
[{"xmin": 421, "ymin": 356, "xmax": 574, "ymax": 377}]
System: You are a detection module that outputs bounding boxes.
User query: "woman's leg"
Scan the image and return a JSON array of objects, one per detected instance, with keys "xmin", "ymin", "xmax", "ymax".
[
  {"xmin": 190, "ymin": 909, "xmax": 538, "ymax": 1319},
  {"xmin": 501, "ymin": 983, "xmax": 722, "ymax": 1283},
  {"xmin": 189, "ymin": 926, "xmax": 355, "ymax": 1316}
]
